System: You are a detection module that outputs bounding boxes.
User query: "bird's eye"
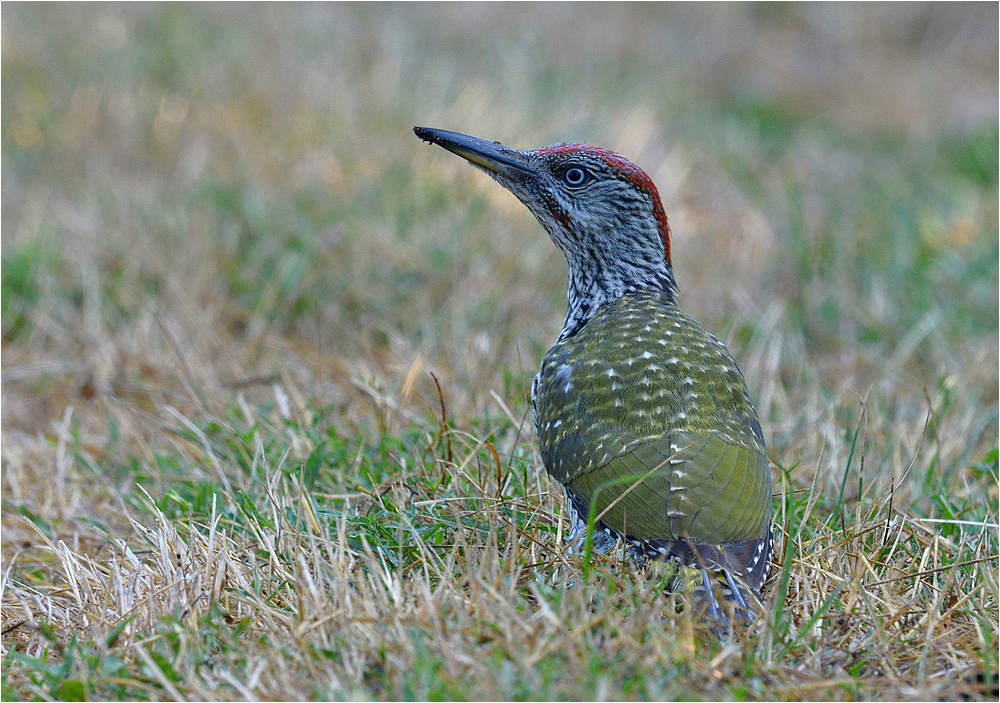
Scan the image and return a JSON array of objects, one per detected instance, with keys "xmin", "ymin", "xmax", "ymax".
[{"xmin": 562, "ymin": 167, "xmax": 589, "ymax": 187}]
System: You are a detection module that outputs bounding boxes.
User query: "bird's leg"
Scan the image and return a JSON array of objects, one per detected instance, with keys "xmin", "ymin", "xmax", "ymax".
[{"xmin": 563, "ymin": 486, "xmax": 617, "ymax": 556}]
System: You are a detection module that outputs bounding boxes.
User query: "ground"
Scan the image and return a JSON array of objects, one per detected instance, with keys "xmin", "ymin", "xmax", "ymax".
[{"xmin": 2, "ymin": 4, "xmax": 998, "ymax": 700}]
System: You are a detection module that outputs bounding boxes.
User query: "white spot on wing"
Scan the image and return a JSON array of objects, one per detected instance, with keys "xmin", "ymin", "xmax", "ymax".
[{"xmin": 554, "ymin": 363, "xmax": 573, "ymax": 393}]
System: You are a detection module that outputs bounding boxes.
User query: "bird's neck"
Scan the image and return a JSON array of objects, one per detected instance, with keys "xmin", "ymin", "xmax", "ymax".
[{"xmin": 560, "ymin": 263, "xmax": 678, "ymax": 339}]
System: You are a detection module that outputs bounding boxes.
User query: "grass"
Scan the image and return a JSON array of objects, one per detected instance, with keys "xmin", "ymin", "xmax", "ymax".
[{"xmin": 2, "ymin": 4, "xmax": 998, "ymax": 701}]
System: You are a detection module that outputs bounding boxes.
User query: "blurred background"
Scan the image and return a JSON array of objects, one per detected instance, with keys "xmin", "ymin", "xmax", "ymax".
[{"xmin": 2, "ymin": 3, "xmax": 997, "ymax": 507}]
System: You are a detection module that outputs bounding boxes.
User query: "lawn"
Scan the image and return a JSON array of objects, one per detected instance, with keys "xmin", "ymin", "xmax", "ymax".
[{"xmin": 2, "ymin": 4, "xmax": 997, "ymax": 700}]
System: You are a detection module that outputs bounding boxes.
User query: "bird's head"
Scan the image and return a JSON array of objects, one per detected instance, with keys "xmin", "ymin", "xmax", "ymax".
[{"xmin": 415, "ymin": 127, "xmax": 677, "ymax": 326}]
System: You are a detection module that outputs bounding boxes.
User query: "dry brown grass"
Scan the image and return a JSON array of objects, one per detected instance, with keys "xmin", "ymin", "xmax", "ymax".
[
  {"xmin": 1, "ymin": 391, "xmax": 996, "ymax": 699},
  {"xmin": 2, "ymin": 4, "xmax": 998, "ymax": 700}
]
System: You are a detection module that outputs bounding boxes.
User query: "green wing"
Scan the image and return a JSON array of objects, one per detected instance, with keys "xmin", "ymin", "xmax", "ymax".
[
  {"xmin": 564, "ymin": 430, "xmax": 770, "ymax": 545},
  {"xmin": 534, "ymin": 293, "xmax": 772, "ymax": 549}
]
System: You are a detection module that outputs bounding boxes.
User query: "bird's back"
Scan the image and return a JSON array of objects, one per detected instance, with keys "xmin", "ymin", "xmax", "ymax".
[{"xmin": 533, "ymin": 290, "xmax": 772, "ymax": 592}]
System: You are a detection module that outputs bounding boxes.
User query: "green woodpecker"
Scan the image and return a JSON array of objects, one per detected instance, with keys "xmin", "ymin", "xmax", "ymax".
[{"xmin": 415, "ymin": 127, "xmax": 773, "ymax": 622}]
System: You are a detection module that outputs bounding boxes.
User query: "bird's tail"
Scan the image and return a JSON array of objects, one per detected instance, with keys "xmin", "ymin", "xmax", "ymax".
[
  {"xmin": 695, "ymin": 567, "xmax": 763, "ymax": 627},
  {"xmin": 638, "ymin": 538, "xmax": 767, "ymax": 634},
  {"xmin": 666, "ymin": 566, "xmax": 763, "ymax": 636}
]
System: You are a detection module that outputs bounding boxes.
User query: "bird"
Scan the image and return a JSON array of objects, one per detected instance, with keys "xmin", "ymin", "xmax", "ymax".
[{"xmin": 414, "ymin": 126, "xmax": 773, "ymax": 624}]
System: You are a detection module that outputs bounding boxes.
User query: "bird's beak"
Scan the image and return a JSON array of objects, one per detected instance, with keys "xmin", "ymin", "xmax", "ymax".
[{"xmin": 414, "ymin": 127, "xmax": 537, "ymax": 177}]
